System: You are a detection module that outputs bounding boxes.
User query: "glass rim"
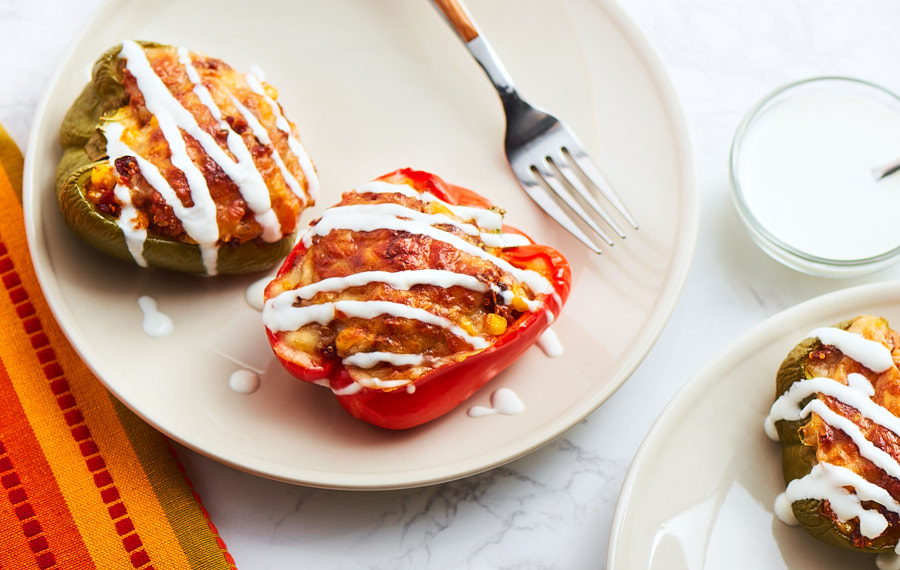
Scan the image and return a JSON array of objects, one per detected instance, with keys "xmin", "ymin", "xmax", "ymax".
[{"xmin": 728, "ymin": 75, "xmax": 900, "ymax": 272}]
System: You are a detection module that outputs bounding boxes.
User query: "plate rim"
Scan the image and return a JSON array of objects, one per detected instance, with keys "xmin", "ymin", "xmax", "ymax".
[{"xmin": 22, "ymin": 0, "xmax": 699, "ymax": 490}]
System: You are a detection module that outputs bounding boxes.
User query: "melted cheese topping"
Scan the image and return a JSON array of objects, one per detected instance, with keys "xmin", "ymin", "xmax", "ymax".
[
  {"xmin": 300, "ymin": 185, "xmax": 553, "ymax": 297},
  {"xmin": 766, "ymin": 324, "xmax": 900, "ymax": 552},
  {"xmin": 263, "ymin": 177, "xmax": 556, "ymax": 389},
  {"xmin": 101, "ymin": 40, "xmax": 318, "ymax": 274}
]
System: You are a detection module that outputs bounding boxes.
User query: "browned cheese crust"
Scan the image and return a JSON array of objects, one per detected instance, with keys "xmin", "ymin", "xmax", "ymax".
[
  {"xmin": 267, "ymin": 188, "xmax": 538, "ymax": 383},
  {"xmin": 86, "ymin": 44, "xmax": 310, "ymax": 246},
  {"xmin": 801, "ymin": 316, "xmax": 900, "ymax": 548}
]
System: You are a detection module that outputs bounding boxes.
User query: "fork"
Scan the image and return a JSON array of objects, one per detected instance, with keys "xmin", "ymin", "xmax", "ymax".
[{"xmin": 431, "ymin": 0, "xmax": 638, "ymax": 253}]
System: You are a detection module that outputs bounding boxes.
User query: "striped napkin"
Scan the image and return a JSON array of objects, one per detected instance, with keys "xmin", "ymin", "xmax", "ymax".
[{"xmin": 0, "ymin": 123, "xmax": 237, "ymax": 569}]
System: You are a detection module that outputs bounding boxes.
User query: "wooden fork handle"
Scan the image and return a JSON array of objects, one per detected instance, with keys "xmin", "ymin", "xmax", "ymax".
[{"xmin": 431, "ymin": 0, "xmax": 480, "ymax": 42}]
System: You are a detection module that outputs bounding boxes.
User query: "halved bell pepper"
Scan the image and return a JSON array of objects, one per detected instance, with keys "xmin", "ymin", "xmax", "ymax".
[
  {"xmin": 55, "ymin": 41, "xmax": 313, "ymax": 275},
  {"xmin": 772, "ymin": 315, "xmax": 900, "ymax": 552},
  {"xmin": 263, "ymin": 168, "xmax": 571, "ymax": 430}
]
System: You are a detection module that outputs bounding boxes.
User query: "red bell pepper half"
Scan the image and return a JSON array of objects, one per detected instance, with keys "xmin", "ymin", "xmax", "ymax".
[{"xmin": 264, "ymin": 169, "xmax": 571, "ymax": 429}]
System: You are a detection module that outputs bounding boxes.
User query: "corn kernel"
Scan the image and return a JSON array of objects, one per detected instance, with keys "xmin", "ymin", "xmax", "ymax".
[
  {"xmin": 91, "ymin": 163, "xmax": 113, "ymax": 189},
  {"xmin": 485, "ymin": 313, "xmax": 508, "ymax": 336},
  {"xmin": 511, "ymin": 295, "xmax": 529, "ymax": 312}
]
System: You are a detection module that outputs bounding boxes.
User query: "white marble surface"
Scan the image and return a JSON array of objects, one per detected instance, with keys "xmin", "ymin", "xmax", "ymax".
[{"xmin": 5, "ymin": 0, "xmax": 900, "ymax": 568}]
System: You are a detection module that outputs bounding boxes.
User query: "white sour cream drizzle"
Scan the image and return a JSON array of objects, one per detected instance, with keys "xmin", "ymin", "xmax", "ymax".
[
  {"xmin": 108, "ymin": 153, "xmax": 148, "ymax": 266},
  {"xmin": 275, "ymin": 269, "xmax": 488, "ymax": 302},
  {"xmin": 264, "ymin": 299, "xmax": 489, "ymax": 350},
  {"xmin": 137, "ymin": 295, "xmax": 173, "ymax": 338},
  {"xmin": 479, "ymin": 232, "xmax": 531, "ymax": 248},
  {"xmin": 355, "ymin": 180, "xmax": 535, "ymax": 252},
  {"xmin": 342, "ymin": 352, "xmax": 425, "ymax": 369},
  {"xmin": 177, "ymin": 49, "xmax": 224, "ymax": 121},
  {"xmin": 301, "ymin": 201, "xmax": 553, "ymax": 296},
  {"xmin": 775, "ymin": 462, "xmax": 900, "ymax": 538},
  {"xmin": 766, "ymin": 327, "xmax": 900, "ymax": 553},
  {"xmin": 227, "ymin": 92, "xmax": 309, "ymax": 207},
  {"xmin": 808, "ymin": 326, "xmax": 895, "ymax": 373},
  {"xmin": 357, "ymin": 180, "xmax": 501, "ymax": 226},
  {"xmin": 104, "ymin": 40, "xmax": 317, "ymax": 274},
  {"xmin": 331, "ymin": 381, "xmax": 362, "ymax": 396},
  {"xmin": 174, "ymin": 47, "xmax": 281, "ymax": 243},
  {"xmin": 537, "ymin": 329, "xmax": 564, "ymax": 358},
  {"xmin": 468, "ymin": 388, "xmax": 525, "ymax": 417},
  {"xmin": 262, "ymin": 181, "xmax": 565, "ymax": 383},
  {"xmin": 245, "ymin": 73, "xmax": 319, "ymax": 202},
  {"xmin": 245, "ymin": 275, "xmax": 272, "ymax": 312},
  {"xmin": 342, "ymin": 348, "xmax": 533, "ymax": 391},
  {"xmin": 104, "ymin": 121, "xmax": 219, "ymax": 273}
]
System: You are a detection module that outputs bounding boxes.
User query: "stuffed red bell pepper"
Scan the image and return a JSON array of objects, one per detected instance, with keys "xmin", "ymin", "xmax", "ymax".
[{"xmin": 262, "ymin": 168, "xmax": 571, "ymax": 429}]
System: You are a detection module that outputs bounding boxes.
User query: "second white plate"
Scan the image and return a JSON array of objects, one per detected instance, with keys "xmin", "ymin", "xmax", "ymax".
[{"xmin": 608, "ymin": 281, "xmax": 900, "ymax": 569}]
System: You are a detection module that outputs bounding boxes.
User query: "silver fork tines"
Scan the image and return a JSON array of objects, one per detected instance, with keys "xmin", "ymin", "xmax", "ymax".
[{"xmin": 432, "ymin": 0, "xmax": 637, "ymax": 253}]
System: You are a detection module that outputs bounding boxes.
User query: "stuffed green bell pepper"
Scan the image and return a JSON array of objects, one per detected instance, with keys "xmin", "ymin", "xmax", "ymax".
[
  {"xmin": 766, "ymin": 315, "xmax": 900, "ymax": 555},
  {"xmin": 55, "ymin": 40, "xmax": 318, "ymax": 275}
]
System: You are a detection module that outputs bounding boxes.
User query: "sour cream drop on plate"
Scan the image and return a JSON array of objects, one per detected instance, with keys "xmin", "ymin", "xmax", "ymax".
[
  {"xmin": 468, "ymin": 388, "xmax": 525, "ymax": 418},
  {"xmin": 245, "ymin": 275, "xmax": 272, "ymax": 312},
  {"xmin": 537, "ymin": 329, "xmax": 563, "ymax": 358},
  {"xmin": 137, "ymin": 296, "xmax": 173, "ymax": 338},
  {"xmin": 229, "ymin": 369, "xmax": 260, "ymax": 394}
]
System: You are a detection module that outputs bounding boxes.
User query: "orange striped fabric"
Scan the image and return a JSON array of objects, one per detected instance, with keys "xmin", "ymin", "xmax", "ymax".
[{"xmin": 0, "ymin": 123, "xmax": 237, "ymax": 569}]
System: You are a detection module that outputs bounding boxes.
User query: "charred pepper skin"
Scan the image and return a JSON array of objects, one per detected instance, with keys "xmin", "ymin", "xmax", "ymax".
[{"xmin": 265, "ymin": 169, "xmax": 572, "ymax": 430}]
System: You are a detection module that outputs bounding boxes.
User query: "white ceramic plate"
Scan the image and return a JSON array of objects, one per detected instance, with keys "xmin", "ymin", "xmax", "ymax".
[
  {"xmin": 23, "ymin": 0, "xmax": 696, "ymax": 489},
  {"xmin": 608, "ymin": 281, "xmax": 900, "ymax": 569}
]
